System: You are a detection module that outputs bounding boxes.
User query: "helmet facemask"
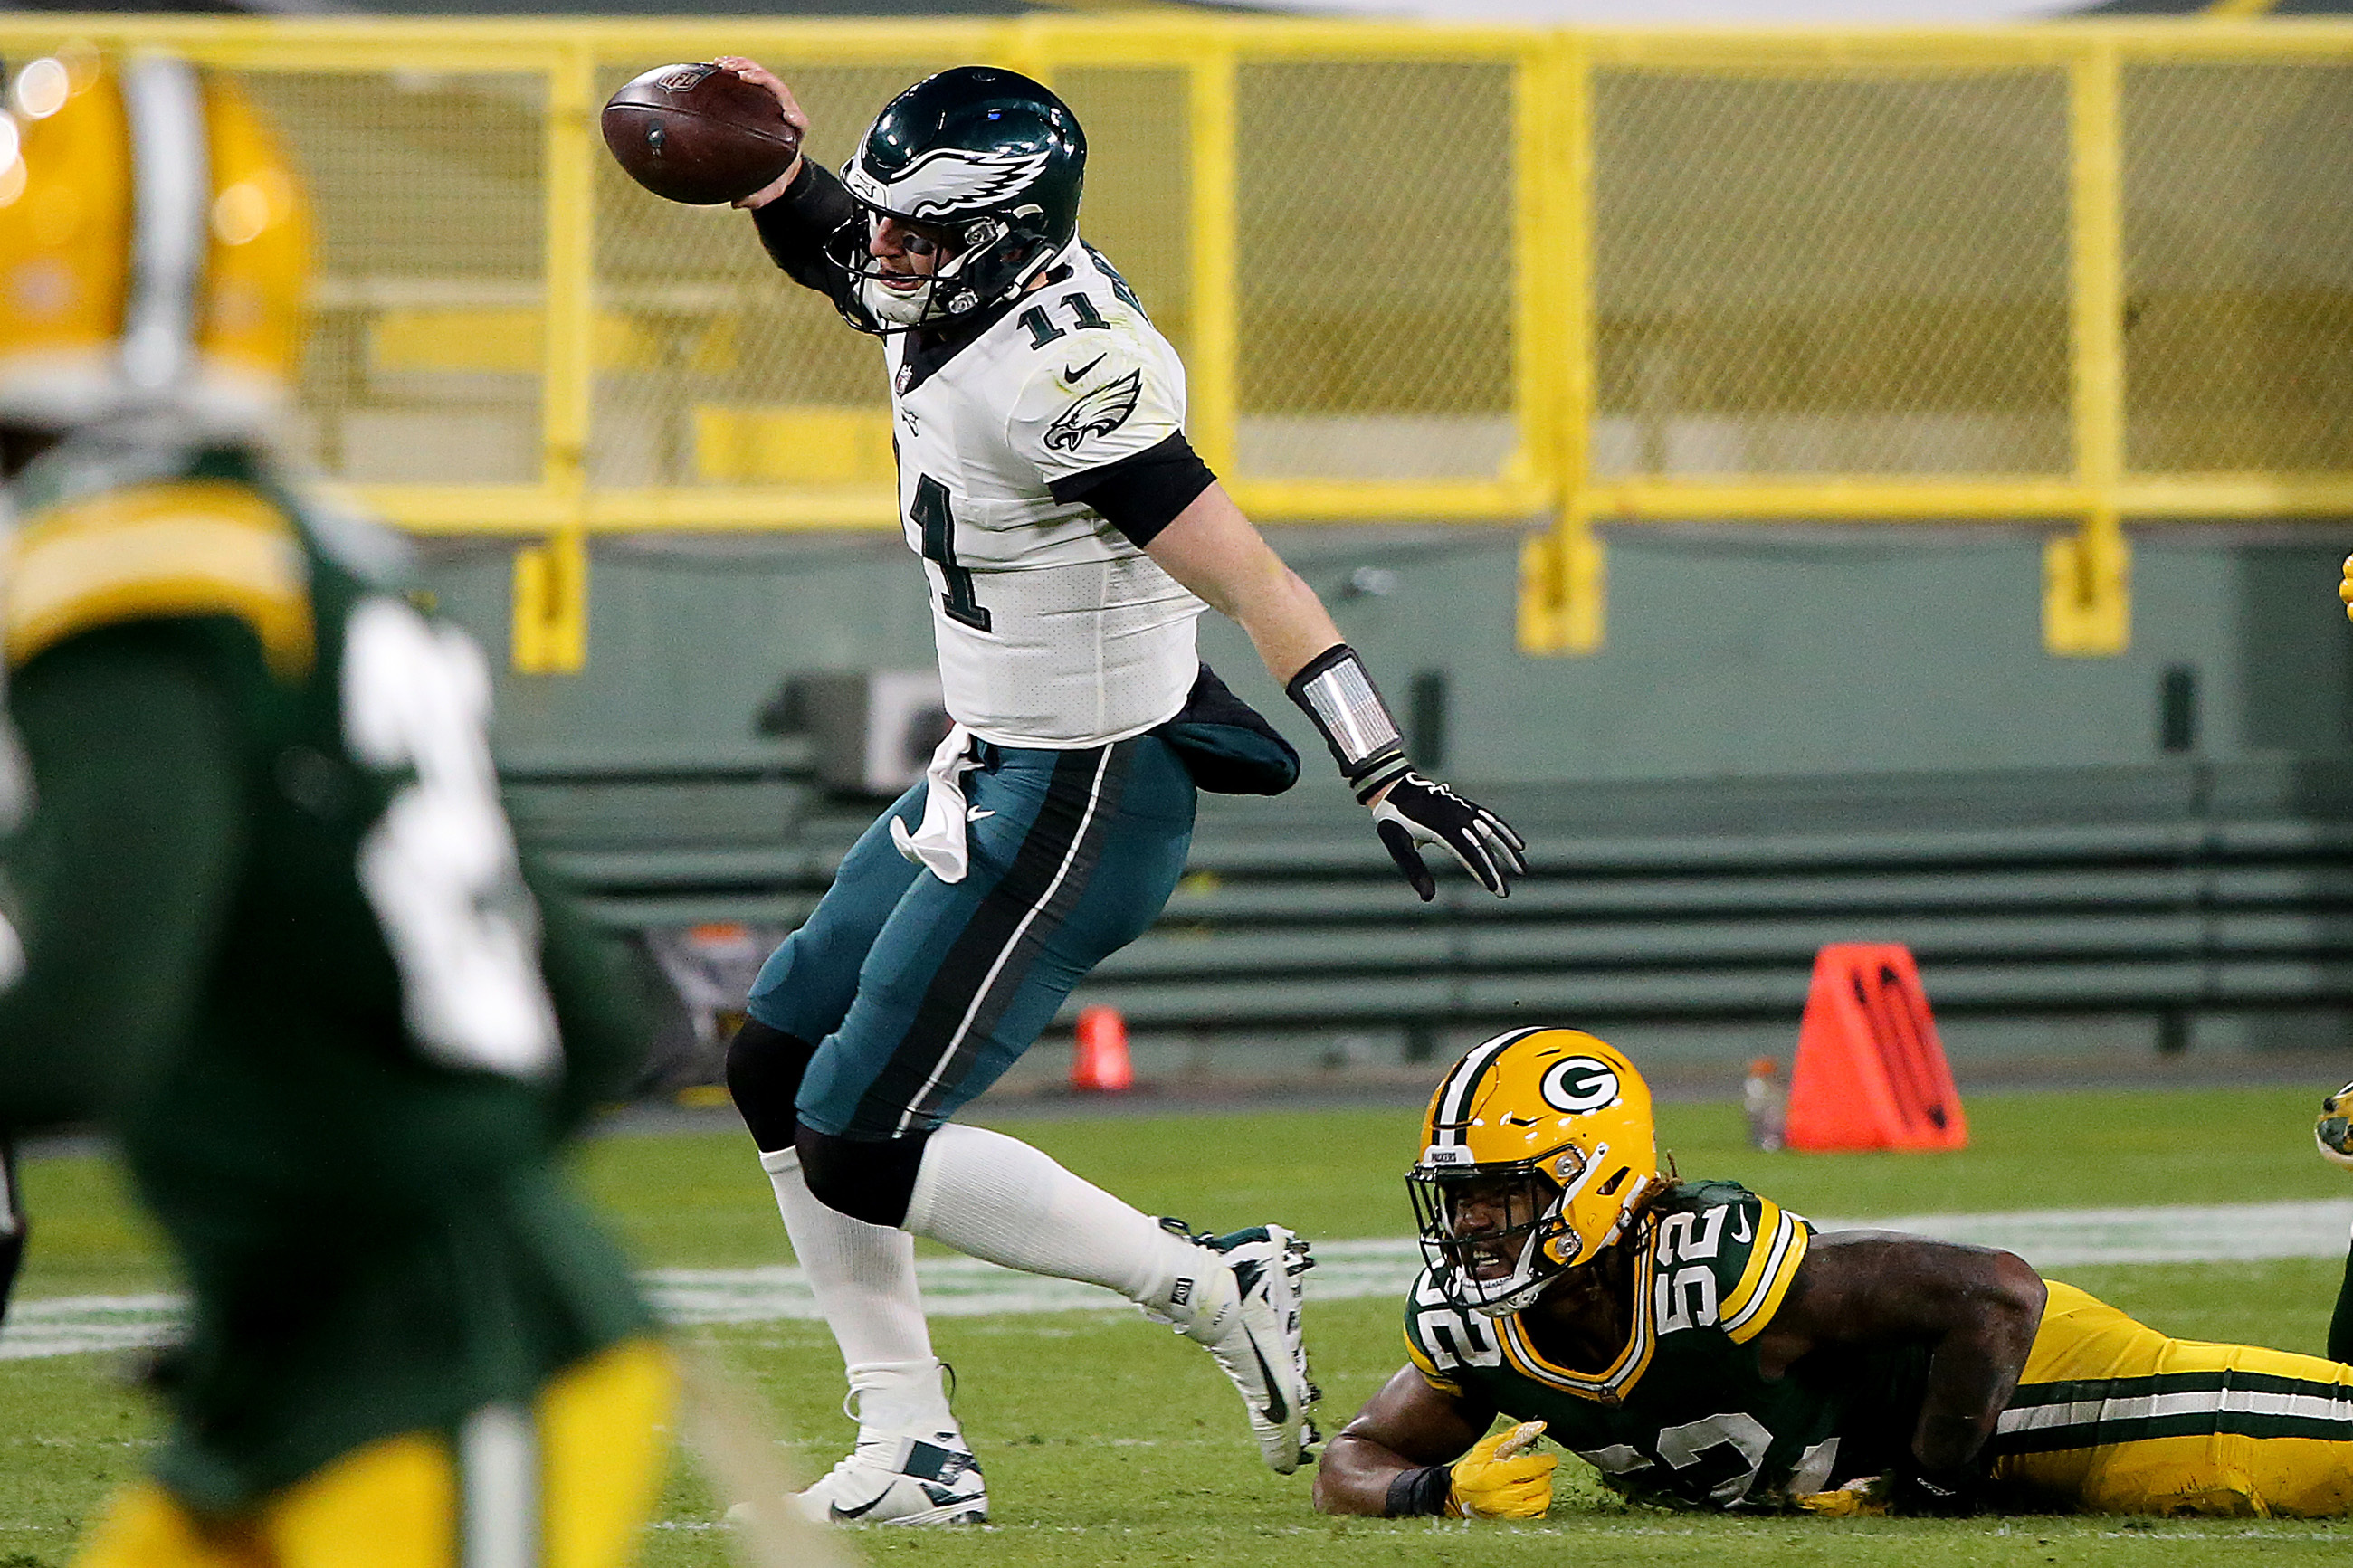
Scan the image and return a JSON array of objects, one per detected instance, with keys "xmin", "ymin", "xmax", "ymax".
[
  {"xmin": 1411, "ymin": 1136, "xmax": 1655, "ymax": 1317},
  {"xmin": 828, "ymin": 66, "xmax": 1085, "ymax": 337},
  {"xmin": 1411, "ymin": 1148, "xmax": 1579, "ymax": 1317},
  {"xmin": 1409, "ymin": 1027, "xmax": 1664, "ymax": 1319},
  {"xmin": 833, "ymin": 204, "xmax": 1058, "ymax": 333}
]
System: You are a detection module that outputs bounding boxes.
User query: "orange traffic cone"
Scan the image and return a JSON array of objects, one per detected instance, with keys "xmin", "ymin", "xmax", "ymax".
[
  {"xmin": 1786, "ymin": 944, "xmax": 1967, "ymax": 1152},
  {"xmin": 1070, "ymin": 1005, "xmax": 1134, "ymax": 1093}
]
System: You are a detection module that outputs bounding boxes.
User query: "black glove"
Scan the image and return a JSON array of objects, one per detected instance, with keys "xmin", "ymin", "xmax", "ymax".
[
  {"xmin": 1368, "ymin": 770, "xmax": 1526, "ymax": 902},
  {"xmin": 1282, "ymin": 644, "xmax": 1529, "ymax": 903}
]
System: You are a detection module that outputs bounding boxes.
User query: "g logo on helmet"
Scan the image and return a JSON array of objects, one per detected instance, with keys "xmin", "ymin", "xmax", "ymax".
[{"xmin": 1538, "ymin": 1056, "xmax": 1621, "ymax": 1116}]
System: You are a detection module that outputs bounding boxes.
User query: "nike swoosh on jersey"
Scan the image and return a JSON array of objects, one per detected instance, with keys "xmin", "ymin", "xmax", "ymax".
[
  {"xmin": 1730, "ymin": 1210, "xmax": 1753, "ymax": 1243},
  {"xmin": 1063, "ymin": 354, "xmax": 1106, "ymax": 384},
  {"xmin": 967, "ymin": 807, "xmax": 994, "ymax": 821}
]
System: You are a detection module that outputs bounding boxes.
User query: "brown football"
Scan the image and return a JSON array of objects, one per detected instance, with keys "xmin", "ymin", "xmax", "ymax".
[{"xmin": 602, "ymin": 63, "xmax": 803, "ymax": 206}]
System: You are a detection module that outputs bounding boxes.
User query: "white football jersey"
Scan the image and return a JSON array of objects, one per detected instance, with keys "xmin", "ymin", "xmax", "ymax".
[{"xmin": 881, "ymin": 242, "xmax": 1205, "ymax": 749}]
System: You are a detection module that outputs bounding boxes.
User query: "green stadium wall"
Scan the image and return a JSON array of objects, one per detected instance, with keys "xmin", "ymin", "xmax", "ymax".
[{"xmin": 425, "ymin": 530, "xmax": 2353, "ymax": 781}]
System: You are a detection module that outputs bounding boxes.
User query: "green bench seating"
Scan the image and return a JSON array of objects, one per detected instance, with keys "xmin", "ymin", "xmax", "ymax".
[{"xmin": 502, "ymin": 758, "xmax": 2353, "ymax": 1033}]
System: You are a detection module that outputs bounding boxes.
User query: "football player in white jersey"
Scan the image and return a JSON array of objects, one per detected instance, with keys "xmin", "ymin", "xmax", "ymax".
[{"xmin": 710, "ymin": 60, "xmax": 1526, "ymax": 1526}]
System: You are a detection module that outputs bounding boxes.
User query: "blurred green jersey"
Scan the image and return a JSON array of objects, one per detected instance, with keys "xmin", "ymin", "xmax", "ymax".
[{"xmin": 1, "ymin": 432, "xmax": 651, "ymax": 1515}]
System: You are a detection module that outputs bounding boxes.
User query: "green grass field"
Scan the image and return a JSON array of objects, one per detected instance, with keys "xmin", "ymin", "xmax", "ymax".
[{"xmin": 5, "ymin": 1085, "xmax": 2353, "ymax": 1566}]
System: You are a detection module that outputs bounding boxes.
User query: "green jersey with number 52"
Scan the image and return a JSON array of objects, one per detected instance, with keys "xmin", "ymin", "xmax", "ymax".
[
  {"xmin": 1405, "ymin": 1180, "xmax": 1931, "ymax": 1510},
  {"xmin": 1, "ymin": 435, "xmax": 648, "ymax": 1512}
]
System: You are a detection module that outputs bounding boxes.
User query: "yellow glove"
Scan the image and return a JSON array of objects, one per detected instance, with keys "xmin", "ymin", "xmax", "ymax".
[
  {"xmin": 1796, "ymin": 1476, "xmax": 1891, "ymax": 1518},
  {"xmin": 2339, "ymin": 554, "xmax": 2353, "ymax": 622},
  {"xmin": 1446, "ymin": 1421, "xmax": 1555, "ymax": 1519}
]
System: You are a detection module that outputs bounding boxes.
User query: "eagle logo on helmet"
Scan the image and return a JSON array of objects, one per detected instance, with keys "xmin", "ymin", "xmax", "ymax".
[
  {"xmin": 1043, "ymin": 368, "xmax": 1141, "ymax": 453},
  {"xmin": 851, "ymin": 145, "xmax": 1053, "ymax": 220}
]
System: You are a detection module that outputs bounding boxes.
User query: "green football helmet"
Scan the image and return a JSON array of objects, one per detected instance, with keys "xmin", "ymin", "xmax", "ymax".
[{"xmin": 835, "ymin": 65, "xmax": 1085, "ymax": 332}]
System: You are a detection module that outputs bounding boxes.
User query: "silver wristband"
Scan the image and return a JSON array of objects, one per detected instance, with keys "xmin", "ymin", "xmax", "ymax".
[{"xmin": 1285, "ymin": 644, "xmax": 1405, "ymax": 787}]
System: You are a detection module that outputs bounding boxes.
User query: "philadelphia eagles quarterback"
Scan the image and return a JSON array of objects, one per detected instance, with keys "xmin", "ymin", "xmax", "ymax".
[
  {"xmin": 705, "ymin": 59, "xmax": 1526, "ymax": 1525},
  {"xmin": 1319, "ymin": 1029, "xmax": 2353, "ymax": 1520}
]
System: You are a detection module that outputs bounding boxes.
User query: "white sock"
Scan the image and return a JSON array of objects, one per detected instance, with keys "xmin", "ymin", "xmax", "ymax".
[
  {"xmin": 758, "ymin": 1147, "xmax": 955, "ymax": 1433},
  {"xmin": 902, "ymin": 1124, "xmax": 1233, "ymax": 1330},
  {"xmin": 844, "ymin": 1360, "xmax": 959, "ymax": 1443}
]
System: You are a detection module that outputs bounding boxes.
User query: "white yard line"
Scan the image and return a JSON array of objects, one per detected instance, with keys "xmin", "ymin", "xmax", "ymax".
[{"xmin": 7, "ymin": 1200, "xmax": 2351, "ymax": 1362}]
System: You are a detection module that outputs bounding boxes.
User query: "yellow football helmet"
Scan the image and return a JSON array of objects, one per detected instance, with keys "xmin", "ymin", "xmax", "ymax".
[
  {"xmin": 1408, "ymin": 1028, "xmax": 1662, "ymax": 1316},
  {"xmin": 0, "ymin": 50, "xmax": 309, "ymax": 430}
]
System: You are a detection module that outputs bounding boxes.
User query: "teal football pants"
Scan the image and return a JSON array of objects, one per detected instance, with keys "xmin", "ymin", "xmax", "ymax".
[{"xmin": 747, "ymin": 735, "xmax": 1196, "ymax": 1140}]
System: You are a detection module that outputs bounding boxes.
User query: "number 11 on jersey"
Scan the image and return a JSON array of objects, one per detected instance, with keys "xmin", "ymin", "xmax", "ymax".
[{"xmin": 911, "ymin": 475, "xmax": 991, "ymax": 632}]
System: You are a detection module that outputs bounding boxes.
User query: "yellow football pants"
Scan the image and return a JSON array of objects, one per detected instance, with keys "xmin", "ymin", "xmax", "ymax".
[
  {"xmin": 74, "ymin": 1337, "xmax": 676, "ymax": 1568},
  {"xmin": 1990, "ymin": 1282, "xmax": 2353, "ymax": 1516}
]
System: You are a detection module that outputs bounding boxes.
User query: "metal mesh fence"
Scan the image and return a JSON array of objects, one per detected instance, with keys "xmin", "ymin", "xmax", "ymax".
[
  {"xmin": 1235, "ymin": 60, "xmax": 1517, "ymax": 482},
  {"xmin": 1591, "ymin": 67, "xmax": 2072, "ymax": 480},
  {"xmin": 2123, "ymin": 62, "xmax": 2353, "ymax": 476},
  {"xmin": 247, "ymin": 70, "xmax": 545, "ymax": 485},
  {"xmin": 2, "ymin": 18, "xmax": 2349, "ymax": 546},
  {"xmin": 1057, "ymin": 67, "xmax": 1191, "ymax": 356}
]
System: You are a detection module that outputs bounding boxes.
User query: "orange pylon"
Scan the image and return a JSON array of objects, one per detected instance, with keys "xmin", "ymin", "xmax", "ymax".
[
  {"xmin": 1070, "ymin": 1005, "xmax": 1133, "ymax": 1093},
  {"xmin": 1786, "ymin": 944, "xmax": 1967, "ymax": 1152}
]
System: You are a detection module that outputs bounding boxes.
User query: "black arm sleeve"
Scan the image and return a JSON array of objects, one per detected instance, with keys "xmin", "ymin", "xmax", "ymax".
[
  {"xmin": 1386, "ymin": 1465, "xmax": 1453, "ymax": 1517},
  {"xmin": 0, "ymin": 625, "xmax": 246, "ymax": 1130},
  {"xmin": 750, "ymin": 157, "xmax": 863, "ymax": 313},
  {"xmin": 1048, "ymin": 432, "xmax": 1219, "ymax": 547}
]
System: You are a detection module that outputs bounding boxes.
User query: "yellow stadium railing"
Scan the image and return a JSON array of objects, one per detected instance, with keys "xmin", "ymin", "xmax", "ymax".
[{"xmin": 3, "ymin": 17, "xmax": 2351, "ymax": 670}]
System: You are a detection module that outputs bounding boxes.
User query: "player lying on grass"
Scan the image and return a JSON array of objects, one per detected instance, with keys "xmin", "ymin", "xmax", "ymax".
[
  {"xmin": 687, "ymin": 59, "xmax": 1526, "ymax": 1525},
  {"xmin": 1316, "ymin": 1028, "xmax": 2353, "ymax": 1519}
]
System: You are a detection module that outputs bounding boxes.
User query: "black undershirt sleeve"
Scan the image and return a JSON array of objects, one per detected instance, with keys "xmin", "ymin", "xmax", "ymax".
[
  {"xmin": 749, "ymin": 158, "xmax": 862, "ymax": 312},
  {"xmin": 1049, "ymin": 431, "xmax": 1219, "ymax": 547}
]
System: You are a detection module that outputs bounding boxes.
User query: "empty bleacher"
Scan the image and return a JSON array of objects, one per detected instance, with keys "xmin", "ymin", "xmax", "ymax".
[{"xmin": 510, "ymin": 758, "xmax": 2353, "ymax": 1041}]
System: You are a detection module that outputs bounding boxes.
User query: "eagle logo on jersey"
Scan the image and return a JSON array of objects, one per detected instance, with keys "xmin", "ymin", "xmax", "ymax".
[
  {"xmin": 848, "ymin": 146, "xmax": 1053, "ymax": 221},
  {"xmin": 1043, "ymin": 368, "xmax": 1143, "ymax": 453}
]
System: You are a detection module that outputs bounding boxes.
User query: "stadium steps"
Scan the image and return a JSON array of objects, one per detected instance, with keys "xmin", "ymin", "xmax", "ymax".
[{"xmin": 505, "ymin": 756, "xmax": 2353, "ymax": 1031}]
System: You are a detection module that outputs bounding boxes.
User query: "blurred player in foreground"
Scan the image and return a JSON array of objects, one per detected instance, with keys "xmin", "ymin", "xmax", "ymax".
[
  {"xmin": 0, "ymin": 53, "xmax": 672, "ymax": 1566},
  {"xmin": 0, "ymin": 1135, "xmax": 24, "ymax": 1327},
  {"xmin": 1319, "ymin": 1028, "xmax": 2353, "ymax": 1520},
  {"xmin": 704, "ymin": 60, "xmax": 1525, "ymax": 1524}
]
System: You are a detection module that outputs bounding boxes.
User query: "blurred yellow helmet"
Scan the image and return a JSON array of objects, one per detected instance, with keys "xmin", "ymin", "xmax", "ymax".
[
  {"xmin": 0, "ymin": 50, "xmax": 308, "ymax": 429},
  {"xmin": 1407, "ymin": 1028, "xmax": 1662, "ymax": 1316}
]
